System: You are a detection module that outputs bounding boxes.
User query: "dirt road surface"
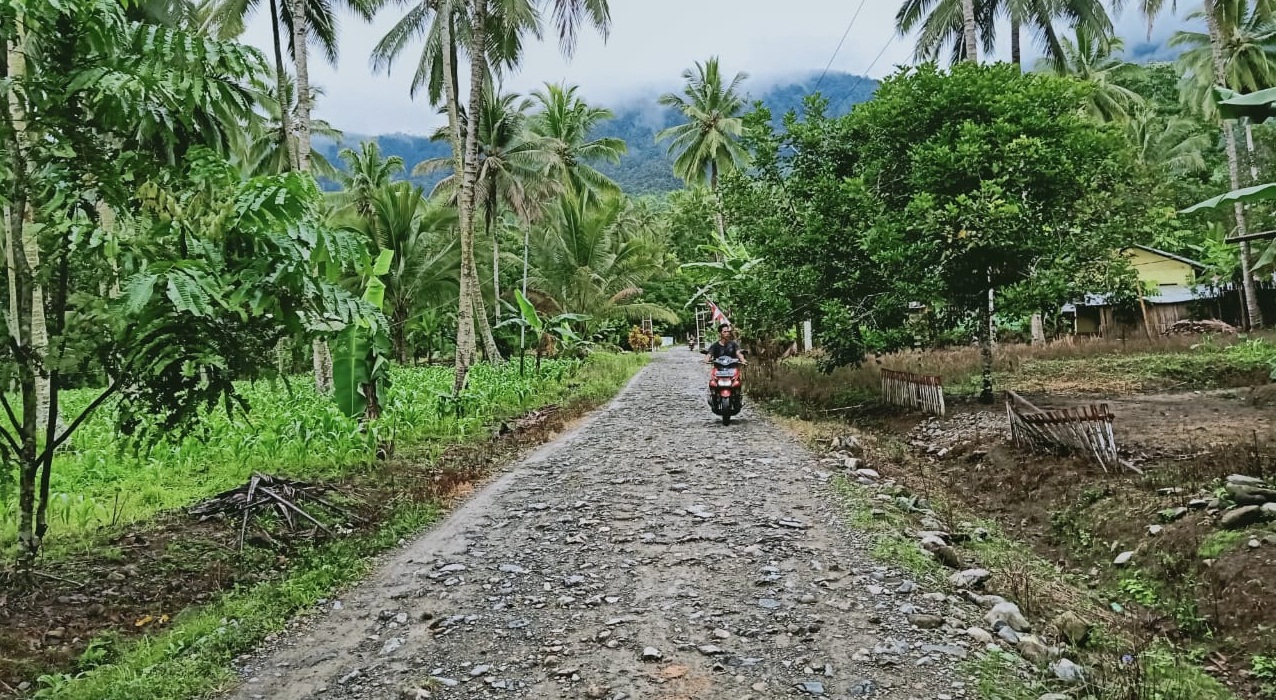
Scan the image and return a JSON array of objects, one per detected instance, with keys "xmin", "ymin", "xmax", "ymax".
[{"xmin": 226, "ymin": 351, "xmax": 968, "ymax": 700}]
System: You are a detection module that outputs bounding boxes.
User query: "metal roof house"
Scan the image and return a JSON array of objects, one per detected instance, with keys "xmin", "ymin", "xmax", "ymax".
[{"xmin": 1063, "ymin": 245, "xmax": 1226, "ymax": 336}]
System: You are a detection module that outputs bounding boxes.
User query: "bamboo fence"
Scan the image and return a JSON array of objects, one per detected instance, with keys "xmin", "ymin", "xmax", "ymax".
[
  {"xmin": 1005, "ymin": 391, "xmax": 1119, "ymax": 471},
  {"xmin": 880, "ymin": 368, "xmax": 946, "ymax": 416}
]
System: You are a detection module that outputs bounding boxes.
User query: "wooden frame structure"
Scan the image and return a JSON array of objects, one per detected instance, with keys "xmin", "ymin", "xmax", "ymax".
[
  {"xmin": 1005, "ymin": 391, "xmax": 1118, "ymax": 472},
  {"xmin": 880, "ymin": 368, "xmax": 946, "ymax": 416}
]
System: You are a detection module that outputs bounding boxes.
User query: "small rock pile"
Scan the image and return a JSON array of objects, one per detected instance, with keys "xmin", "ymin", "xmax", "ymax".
[
  {"xmin": 1217, "ymin": 473, "xmax": 1276, "ymax": 531},
  {"xmin": 906, "ymin": 413, "xmax": 1009, "ymax": 459},
  {"xmin": 837, "ymin": 436, "xmax": 1096, "ymax": 694}
]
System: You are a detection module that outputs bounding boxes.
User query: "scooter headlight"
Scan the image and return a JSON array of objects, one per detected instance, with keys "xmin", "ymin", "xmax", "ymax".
[{"xmin": 716, "ymin": 379, "xmax": 733, "ymax": 386}]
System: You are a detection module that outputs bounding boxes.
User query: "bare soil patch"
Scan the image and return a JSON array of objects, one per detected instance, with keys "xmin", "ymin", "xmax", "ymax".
[{"xmin": 837, "ymin": 388, "xmax": 1276, "ymax": 698}]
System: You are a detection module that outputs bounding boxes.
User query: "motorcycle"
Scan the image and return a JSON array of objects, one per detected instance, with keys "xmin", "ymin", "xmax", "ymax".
[{"xmin": 707, "ymin": 355, "xmax": 743, "ymax": 425}]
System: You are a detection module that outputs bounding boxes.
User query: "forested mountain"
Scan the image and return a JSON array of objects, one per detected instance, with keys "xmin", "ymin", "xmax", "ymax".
[{"xmin": 315, "ymin": 71, "xmax": 878, "ymax": 195}]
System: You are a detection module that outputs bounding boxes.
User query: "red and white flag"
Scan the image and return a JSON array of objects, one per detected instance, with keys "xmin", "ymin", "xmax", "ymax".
[{"xmin": 707, "ymin": 300, "xmax": 731, "ymax": 327}]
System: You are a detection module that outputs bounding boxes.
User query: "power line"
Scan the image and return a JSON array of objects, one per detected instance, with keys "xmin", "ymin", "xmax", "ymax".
[
  {"xmin": 814, "ymin": 0, "xmax": 869, "ymax": 92},
  {"xmin": 864, "ymin": 35, "xmax": 896, "ymax": 76},
  {"xmin": 829, "ymin": 34, "xmax": 895, "ymax": 115}
]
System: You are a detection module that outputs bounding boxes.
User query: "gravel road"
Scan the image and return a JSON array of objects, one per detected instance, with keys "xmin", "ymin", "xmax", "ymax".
[{"xmin": 227, "ymin": 350, "xmax": 969, "ymax": 700}]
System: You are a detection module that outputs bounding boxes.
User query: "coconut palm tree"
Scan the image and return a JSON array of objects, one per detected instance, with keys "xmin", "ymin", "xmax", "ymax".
[
  {"xmin": 896, "ymin": 0, "xmax": 1114, "ymax": 66},
  {"xmin": 1173, "ymin": 0, "xmax": 1276, "ymax": 118},
  {"xmin": 528, "ymin": 82, "xmax": 626, "ymax": 205},
  {"xmin": 1126, "ymin": 109, "xmax": 1214, "ymax": 175},
  {"xmin": 451, "ymin": 0, "xmax": 611, "ymax": 391},
  {"xmin": 1037, "ymin": 33, "xmax": 1144, "ymax": 120},
  {"xmin": 227, "ymin": 74, "xmax": 342, "ymax": 177},
  {"xmin": 527, "ymin": 194, "xmax": 677, "ymax": 335},
  {"xmin": 336, "ymin": 140, "xmax": 406, "ymax": 217},
  {"xmin": 657, "ymin": 57, "xmax": 749, "ymax": 238},
  {"xmin": 369, "ymin": 0, "xmax": 611, "ymax": 389},
  {"xmin": 416, "ymin": 86, "xmax": 559, "ymax": 325},
  {"xmin": 339, "ymin": 182, "xmax": 460, "ymax": 361}
]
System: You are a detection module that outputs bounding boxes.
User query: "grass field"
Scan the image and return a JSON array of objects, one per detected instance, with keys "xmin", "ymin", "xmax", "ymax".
[
  {"xmin": 751, "ymin": 335, "xmax": 1276, "ymax": 416},
  {"xmin": 1, "ymin": 355, "xmax": 642, "ymax": 556}
]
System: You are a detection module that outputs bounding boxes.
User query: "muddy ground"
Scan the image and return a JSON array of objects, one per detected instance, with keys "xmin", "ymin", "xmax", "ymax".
[{"xmin": 223, "ymin": 351, "xmax": 979, "ymax": 700}]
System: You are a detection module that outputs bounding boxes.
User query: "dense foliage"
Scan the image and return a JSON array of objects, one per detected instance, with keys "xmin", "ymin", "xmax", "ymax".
[{"xmin": 720, "ymin": 64, "xmax": 1155, "ymax": 369}]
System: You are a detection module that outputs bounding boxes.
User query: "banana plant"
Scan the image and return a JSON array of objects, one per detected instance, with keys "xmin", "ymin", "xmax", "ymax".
[
  {"xmin": 499, "ymin": 290, "xmax": 589, "ymax": 374},
  {"xmin": 333, "ymin": 249, "xmax": 394, "ymax": 420}
]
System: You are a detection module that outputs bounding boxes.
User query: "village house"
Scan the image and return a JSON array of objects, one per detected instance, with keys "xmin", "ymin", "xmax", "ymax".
[{"xmin": 1065, "ymin": 245, "xmax": 1226, "ymax": 337}]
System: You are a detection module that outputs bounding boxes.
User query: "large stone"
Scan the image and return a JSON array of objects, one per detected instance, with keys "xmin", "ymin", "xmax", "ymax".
[
  {"xmin": 1227, "ymin": 474, "xmax": 1267, "ymax": 487},
  {"xmin": 1053, "ymin": 611, "xmax": 1092, "ymax": 647},
  {"xmin": 908, "ymin": 614, "xmax": 945, "ymax": 630},
  {"xmin": 1017, "ymin": 636, "xmax": 1050, "ymax": 666},
  {"xmin": 1220, "ymin": 505, "xmax": 1265, "ymax": 530},
  {"xmin": 1225, "ymin": 483, "xmax": 1276, "ymax": 506},
  {"xmin": 986, "ymin": 602, "xmax": 1031, "ymax": 632},
  {"xmin": 931, "ymin": 545, "xmax": 963, "ymax": 569},
  {"xmin": 1052, "ymin": 658, "xmax": 1084, "ymax": 684},
  {"xmin": 965, "ymin": 627, "xmax": 994, "ymax": 644},
  {"xmin": 1113, "ymin": 551, "xmax": 1134, "ymax": 566},
  {"xmin": 949, "ymin": 568, "xmax": 991, "ymax": 589}
]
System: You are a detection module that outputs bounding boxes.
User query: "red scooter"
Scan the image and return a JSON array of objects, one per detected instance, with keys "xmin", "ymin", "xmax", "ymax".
[{"xmin": 707, "ymin": 355, "xmax": 743, "ymax": 425}]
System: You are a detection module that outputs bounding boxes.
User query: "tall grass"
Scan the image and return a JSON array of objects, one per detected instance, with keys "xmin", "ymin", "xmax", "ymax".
[
  {"xmin": 1, "ymin": 356, "xmax": 639, "ymax": 554},
  {"xmin": 750, "ymin": 334, "xmax": 1276, "ymax": 414}
]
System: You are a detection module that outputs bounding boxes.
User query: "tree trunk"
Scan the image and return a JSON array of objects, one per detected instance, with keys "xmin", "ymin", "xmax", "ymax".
[
  {"xmin": 450, "ymin": 2, "xmax": 483, "ymax": 392},
  {"xmin": 979, "ymin": 288, "xmax": 994, "ymax": 404},
  {"xmin": 312, "ymin": 338, "xmax": 333, "ymax": 393},
  {"xmin": 710, "ymin": 161, "xmax": 726, "ymax": 238},
  {"xmin": 5, "ymin": 12, "xmax": 42, "ymax": 564},
  {"xmin": 962, "ymin": 0, "xmax": 978, "ymax": 63},
  {"xmin": 1010, "ymin": 14, "xmax": 1021, "ymax": 66},
  {"xmin": 520, "ymin": 222, "xmax": 530, "ymax": 360},
  {"xmin": 460, "ymin": 3, "xmax": 503, "ymax": 368},
  {"xmin": 288, "ymin": 0, "xmax": 330, "ymax": 389},
  {"xmin": 268, "ymin": 0, "xmax": 295, "ymax": 171},
  {"xmin": 1207, "ymin": 5, "xmax": 1263, "ymax": 328},
  {"xmin": 24, "ymin": 216, "xmax": 49, "ymax": 430},
  {"xmin": 290, "ymin": 0, "xmax": 311, "ymax": 172},
  {"xmin": 488, "ymin": 189, "xmax": 500, "ymax": 325}
]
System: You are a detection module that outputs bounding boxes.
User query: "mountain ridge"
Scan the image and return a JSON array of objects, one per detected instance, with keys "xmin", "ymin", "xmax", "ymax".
[{"xmin": 315, "ymin": 71, "xmax": 879, "ymax": 195}]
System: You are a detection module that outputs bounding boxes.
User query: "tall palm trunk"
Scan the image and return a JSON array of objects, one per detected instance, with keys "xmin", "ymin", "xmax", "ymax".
[
  {"xmin": 710, "ymin": 161, "xmax": 726, "ymax": 238},
  {"xmin": 287, "ymin": 0, "xmax": 333, "ymax": 390},
  {"xmin": 448, "ymin": 3, "xmax": 479, "ymax": 392},
  {"xmin": 290, "ymin": 0, "xmax": 311, "ymax": 172},
  {"xmin": 962, "ymin": 0, "xmax": 978, "ymax": 63},
  {"xmin": 1207, "ymin": 3, "xmax": 1263, "ymax": 328},
  {"xmin": 457, "ymin": 3, "xmax": 502, "ymax": 369},
  {"xmin": 1010, "ymin": 13, "xmax": 1021, "ymax": 66},
  {"xmin": 487, "ymin": 189, "xmax": 500, "ymax": 325},
  {"xmin": 268, "ymin": 0, "xmax": 295, "ymax": 171}
]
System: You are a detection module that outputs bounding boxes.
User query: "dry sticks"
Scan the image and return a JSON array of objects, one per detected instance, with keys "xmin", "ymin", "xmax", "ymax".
[
  {"xmin": 1005, "ymin": 391, "xmax": 1121, "ymax": 472},
  {"xmin": 880, "ymin": 368, "xmax": 946, "ymax": 416}
]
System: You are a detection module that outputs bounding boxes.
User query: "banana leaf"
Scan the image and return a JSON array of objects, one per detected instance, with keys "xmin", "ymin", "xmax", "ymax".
[
  {"xmin": 332, "ymin": 325, "xmax": 372, "ymax": 418},
  {"xmin": 1215, "ymin": 86, "xmax": 1276, "ymax": 124},
  {"xmin": 1180, "ymin": 182, "xmax": 1276, "ymax": 214}
]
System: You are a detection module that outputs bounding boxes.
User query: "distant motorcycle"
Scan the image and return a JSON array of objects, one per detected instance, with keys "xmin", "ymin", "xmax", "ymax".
[{"xmin": 707, "ymin": 355, "xmax": 743, "ymax": 425}]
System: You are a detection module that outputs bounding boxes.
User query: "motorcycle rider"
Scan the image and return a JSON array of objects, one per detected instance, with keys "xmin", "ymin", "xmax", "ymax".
[{"xmin": 705, "ymin": 323, "xmax": 747, "ymax": 365}]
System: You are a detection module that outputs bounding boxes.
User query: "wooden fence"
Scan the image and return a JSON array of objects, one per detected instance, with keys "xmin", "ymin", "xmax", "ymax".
[
  {"xmin": 1005, "ymin": 391, "xmax": 1119, "ymax": 471},
  {"xmin": 880, "ymin": 368, "xmax": 946, "ymax": 416}
]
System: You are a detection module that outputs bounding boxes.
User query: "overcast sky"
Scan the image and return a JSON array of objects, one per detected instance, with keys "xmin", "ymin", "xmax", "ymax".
[{"xmin": 243, "ymin": 1, "xmax": 1189, "ymax": 136}]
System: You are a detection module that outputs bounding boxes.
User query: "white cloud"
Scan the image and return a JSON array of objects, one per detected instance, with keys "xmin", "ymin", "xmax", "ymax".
[{"xmin": 242, "ymin": 1, "xmax": 1193, "ymax": 136}]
